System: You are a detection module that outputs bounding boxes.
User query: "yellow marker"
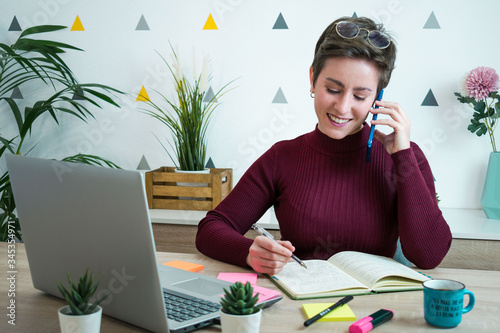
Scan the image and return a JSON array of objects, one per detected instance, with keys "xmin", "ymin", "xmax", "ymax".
[
  {"xmin": 71, "ymin": 15, "xmax": 85, "ymax": 31},
  {"xmin": 203, "ymin": 14, "xmax": 218, "ymax": 30},
  {"xmin": 136, "ymin": 86, "xmax": 150, "ymax": 102}
]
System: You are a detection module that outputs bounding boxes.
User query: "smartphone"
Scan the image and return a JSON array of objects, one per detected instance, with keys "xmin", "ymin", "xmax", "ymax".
[{"xmin": 366, "ymin": 89, "xmax": 384, "ymax": 162}]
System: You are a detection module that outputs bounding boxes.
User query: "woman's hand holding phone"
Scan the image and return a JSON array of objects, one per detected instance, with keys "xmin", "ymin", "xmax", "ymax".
[{"xmin": 370, "ymin": 97, "xmax": 411, "ymax": 155}]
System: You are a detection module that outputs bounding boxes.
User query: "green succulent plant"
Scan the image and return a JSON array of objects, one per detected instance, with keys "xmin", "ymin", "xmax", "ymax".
[
  {"xmin": 220, "ymin": 281, "xmax": 264, "ymax": 315},
  {"xmin": 56, "ymin": 268, "xmax": 108, "ymax": 316}
]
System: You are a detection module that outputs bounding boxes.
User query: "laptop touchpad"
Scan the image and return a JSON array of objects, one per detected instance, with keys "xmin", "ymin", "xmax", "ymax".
[{"xmin": 172, "ymin": 278, "xmax": 226, "ymax": 297}]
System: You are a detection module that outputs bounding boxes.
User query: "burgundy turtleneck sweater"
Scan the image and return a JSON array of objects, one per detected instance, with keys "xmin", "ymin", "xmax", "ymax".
[{"xmin": 196, "ymin": 124, "xmax": 452, "ymax": 269}]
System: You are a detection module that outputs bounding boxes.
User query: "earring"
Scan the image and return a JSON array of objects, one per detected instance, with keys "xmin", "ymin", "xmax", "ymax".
[{"xmin": 310, "ymin": 91, "xmax": 315, "ymax": 98}]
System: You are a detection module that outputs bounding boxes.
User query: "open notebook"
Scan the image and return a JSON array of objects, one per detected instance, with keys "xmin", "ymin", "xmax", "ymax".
[{"xmin": 269, "ymin": 251, "xmax": 430, "ymax": 300}]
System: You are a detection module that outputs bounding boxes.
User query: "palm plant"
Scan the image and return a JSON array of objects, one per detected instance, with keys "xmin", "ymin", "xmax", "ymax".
[
  {"xmin": 141, "ymin": 48, "xmax": 234, "ymax": 171},
  {"xmin": 0, "ymin": 25, "xmax": 123, "ymax": 242}
]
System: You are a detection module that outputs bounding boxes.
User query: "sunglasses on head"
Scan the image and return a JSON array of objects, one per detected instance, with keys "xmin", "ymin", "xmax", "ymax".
[{"xmin": 334, "ymin": 21, "xmax": 391, "ymax": 49}]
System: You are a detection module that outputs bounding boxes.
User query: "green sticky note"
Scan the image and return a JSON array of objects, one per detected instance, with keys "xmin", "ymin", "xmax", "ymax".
[{"xmin": 302, "ymin": 303, "xmax": 356, "ymax": 322}]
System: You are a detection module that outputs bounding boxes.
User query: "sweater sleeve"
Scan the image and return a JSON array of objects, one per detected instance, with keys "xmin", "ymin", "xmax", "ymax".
[
  {"xmin": 392, "ymin": 143, "xmax": 452, "ymax": 269},
  {"xmin": 195, "ymin": 146, "xmax": 278, "ymax": 267}
]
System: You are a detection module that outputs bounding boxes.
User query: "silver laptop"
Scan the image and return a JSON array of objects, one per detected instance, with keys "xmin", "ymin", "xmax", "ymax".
[{"xmin": 6, "ymin": 154, "xmax": 280, "ymax": 332}]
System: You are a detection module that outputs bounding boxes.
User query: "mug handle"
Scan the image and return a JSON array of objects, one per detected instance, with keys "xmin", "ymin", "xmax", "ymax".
[{"xmin": 463, "ymin": 289, "xmax": 475, "ymax": 314}]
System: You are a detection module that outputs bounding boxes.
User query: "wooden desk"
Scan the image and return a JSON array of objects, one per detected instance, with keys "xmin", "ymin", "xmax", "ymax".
[
  {"xmin": 1, "ymin": 243, "xmax": 499, "ymax": 332},
  {"xmin": 151, "ymin": 223, "xmax": 500, "ymax": 270}
]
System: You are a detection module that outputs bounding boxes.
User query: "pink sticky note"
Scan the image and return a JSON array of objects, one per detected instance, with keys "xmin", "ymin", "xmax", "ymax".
[
  {"xmin": 217, "ymin": 272, "xmax": 258, "ymax": 285},
  {"xmin": 252, "ymin": 285, "xmax": 281, "ymax": 302},
  {"xmin": 217, "ymin": 272, "xmax": 281, "ymax": 302}
]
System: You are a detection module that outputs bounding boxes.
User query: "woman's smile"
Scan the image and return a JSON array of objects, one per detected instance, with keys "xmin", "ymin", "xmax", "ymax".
[{"xmin": 327, "ymin": 113, "xmax": 351, "ymax": 125}]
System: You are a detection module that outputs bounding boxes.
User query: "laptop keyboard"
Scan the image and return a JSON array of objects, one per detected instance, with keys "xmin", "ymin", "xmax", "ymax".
[{"xmin": 163, "ymin": 290, "xmax": 221, "ymax": 322}]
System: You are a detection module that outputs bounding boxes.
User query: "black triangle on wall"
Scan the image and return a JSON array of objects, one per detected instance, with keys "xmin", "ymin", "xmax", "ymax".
[
  {"xmin": 205, "ymin": 157, "xmax": 215, "ymax": 169},
  {"xmin": 272, "ymin": 87, "xmax": 288, "ymax": 104},
  {"xmin": 423, "ymin": 11, "xmax": 441, "ymax": 29},
  {"xmin": 136, "ymin": 14, "xmax": 150, "ymax": 31},
  {"xmin": 273, "ymin": 13, "xmax": 288, "ymax": 29},
  {"xmin": 203, "ymin": 87, "xmax": 216, "ymax": 102},
  {"xmin": 422, "ymin": 89, "xmax": 438, "ymax": 106},
  {"xmin": 72, "ymin": 87, "xmax": 85, "ymax": 100},
  {"xmin": 9, "ymin": 16, "xmax": 22, "ymax": 31},
  {"xmin": 10, "ymin": 86, "xmax": 23, "ymax": 99},
  {"xmin": 137, "ymin": 155, "xmax": 151, "ymax": 170}
]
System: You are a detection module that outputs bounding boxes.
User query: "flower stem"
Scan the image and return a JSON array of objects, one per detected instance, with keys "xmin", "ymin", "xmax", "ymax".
[
  {"xmin": 491, "ymin": 132, "xmax": 497, "ymax": 152},
  {"xmin": 485, "ymin": 99, "xmax": 497, "ymax": 152}
]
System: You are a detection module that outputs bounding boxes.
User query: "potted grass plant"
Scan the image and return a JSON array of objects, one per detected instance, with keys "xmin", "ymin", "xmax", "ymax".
[
  {"xmin": 0, "ymin": 25, "xmax": 122, "ymax": 241},
  {"xmin": 219, "ymin": 281, "xmax": 265, "ymax": 333},
  {"xmin": 57, "ymin": 268, "xmax": 108, "ymax": 333},
  {"xmin": 141, "ymin": 46, "xmax": 235, "ymax": 208},
  {"xmin": 141, "ymin": 46, "xmax": 234, "ymax": 172}
]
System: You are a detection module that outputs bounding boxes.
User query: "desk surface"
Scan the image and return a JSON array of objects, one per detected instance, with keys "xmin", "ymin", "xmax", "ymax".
[{"xmin": 1, "ymin": 243, "xmax": 499, "ymax": 332}]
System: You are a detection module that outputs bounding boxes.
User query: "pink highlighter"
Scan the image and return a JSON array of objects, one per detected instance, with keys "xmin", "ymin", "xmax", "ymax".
[{"xmin": 349, "ymin": 309, "xmax": 394, "ymax": 333}]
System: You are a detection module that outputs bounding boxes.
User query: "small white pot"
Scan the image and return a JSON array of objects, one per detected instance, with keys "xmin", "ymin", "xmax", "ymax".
[
  {"xmin": 219, "ymin": 309, "xmax": 262, "ymax": 333},
  {"xmin": 58, "ymin": 305, "xmax": 102, "ymax": 333}
]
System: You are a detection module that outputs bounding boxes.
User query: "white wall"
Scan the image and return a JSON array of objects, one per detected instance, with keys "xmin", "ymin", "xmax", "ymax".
[{"xmin": 1, "ymin": 0, "xmax": 499, "ymax": 209}]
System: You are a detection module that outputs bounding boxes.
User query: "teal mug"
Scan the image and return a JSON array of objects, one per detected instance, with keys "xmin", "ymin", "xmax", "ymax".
[{"xmin": 423, "ymin": 279, "xmax": 475, "ymax": 328}]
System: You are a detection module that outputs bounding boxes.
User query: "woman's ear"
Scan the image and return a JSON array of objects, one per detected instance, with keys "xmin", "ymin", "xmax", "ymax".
[{"xmin": 309, "ymin": 66, "xmax": 314, "ymax": 92}]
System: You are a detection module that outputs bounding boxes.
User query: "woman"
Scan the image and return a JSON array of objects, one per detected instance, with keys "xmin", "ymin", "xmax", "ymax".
[{"xmin": 196, "ymin": 16, "xmax": 452, "ymax": 274}]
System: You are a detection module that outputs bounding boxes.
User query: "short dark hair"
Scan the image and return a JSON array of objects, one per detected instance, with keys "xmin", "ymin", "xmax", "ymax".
[{"xmin": 311, "ymin": 16, "xmax": 397, "ymax": 93}]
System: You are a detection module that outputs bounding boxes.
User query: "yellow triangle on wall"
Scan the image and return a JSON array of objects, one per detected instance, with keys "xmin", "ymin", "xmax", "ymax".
[
  {"xmin": 71, "ymin": 15, "xmax": 85, "ymax": 31},
  {"xmin": 136, "ymin": 86, "xmax": 150, "ymax": 102},
  {"xmin": 203, "ymin": 14, "xmax": 218, "ymax": 30}
]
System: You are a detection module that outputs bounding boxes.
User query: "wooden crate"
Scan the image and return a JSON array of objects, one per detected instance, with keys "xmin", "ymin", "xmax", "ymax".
[{"xmin": 145, "ymin": 167, "xmax": 233, "ymax": 211}]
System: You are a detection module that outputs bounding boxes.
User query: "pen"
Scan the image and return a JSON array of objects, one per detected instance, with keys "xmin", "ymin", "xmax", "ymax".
[
  {"xmin": 349, "ymin": 309, "xmax": 394, "ymax": 333},
  {"xmin": 251, "ymin": 223, "xmax": 308, "ymax": 269},
  {"xmin": 366, "ymin": 89, "xmax": 384, "ymax": 162},
  {"xmin": 303, "ymin": 295, "xmax": 354, "ymax": 327}
]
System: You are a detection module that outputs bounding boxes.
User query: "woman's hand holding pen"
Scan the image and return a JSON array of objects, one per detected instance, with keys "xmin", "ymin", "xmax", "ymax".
[
  {"xmin": 246, "ymin": 236, "xmax": 295, "ymax": 275},
  {"xmin": 371, "ymin": 100, "xmax": 411, "ymax": 154}
]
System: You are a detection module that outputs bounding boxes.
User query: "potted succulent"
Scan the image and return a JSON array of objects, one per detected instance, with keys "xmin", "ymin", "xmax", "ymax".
[
  {"xmin": 56, "ymin": 268, "xmax": 109, "ymax": 333},
  {"xmin": 219, "ymin": 281, "xmax": 265, "ymax": 333}
]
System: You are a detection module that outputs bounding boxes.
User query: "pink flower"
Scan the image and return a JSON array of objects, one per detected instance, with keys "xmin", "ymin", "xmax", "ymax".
[{"xmin": 465, "ymin": 66, "xmax": 500, "ymax": 101}]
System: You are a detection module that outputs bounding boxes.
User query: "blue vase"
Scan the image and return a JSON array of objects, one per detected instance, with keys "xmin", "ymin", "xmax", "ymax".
[{"xmin": 480, "ymin": 152, "xmax": 500, "ymax": 219}]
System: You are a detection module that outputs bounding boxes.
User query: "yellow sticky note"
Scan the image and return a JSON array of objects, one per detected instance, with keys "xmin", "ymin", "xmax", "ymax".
[
  {"xmin": 302, "ymin": 303, "xmax": 356, "ymax": 322},
  {"xmin": 163, "ymin": 260, "xmax": 204, "ymax": 272}
]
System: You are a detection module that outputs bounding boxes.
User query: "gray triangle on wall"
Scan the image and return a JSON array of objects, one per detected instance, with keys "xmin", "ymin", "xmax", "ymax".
[
  {"xmin": 72, "ymin": 87, "xmax": 85, "ymax": 100},
  {"xmin": 9, "ymin": 16, "xmax": 22, "ymax": 31},
  {"xmin": 423, "ymin": 11, "xmax": 441, "ymax": 29},
  {"xmin": 422, "ymin": 89, "xmax": 439, "ymax": 106},
  {"xmin": 272, "ymin": 13, "xmax": 288, "ymax": 29},
  {"xmin": 205, "ymin": 157, "xmax": 215, "ymax": 169},
  {"xmin": 137, "ymin": 155, "xmax": 151, "ymax": 170},
  {"xmin": 136, "ymin": 15, "xmax": 150, "ymax": 31},
  {"xmin": 352, "ymin": 12, "xmax": 358, "ymax": 18},
  {"xmin": 10, "ymin": 86, "xmax": 23, "ymax": 99},
  {"xmin": 272, "ymin": 87, "xmax": 288, "ymax": 104},
  {"xmin": 203, "ymin": 87, "xmax": 216, "ymax": 102}
]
